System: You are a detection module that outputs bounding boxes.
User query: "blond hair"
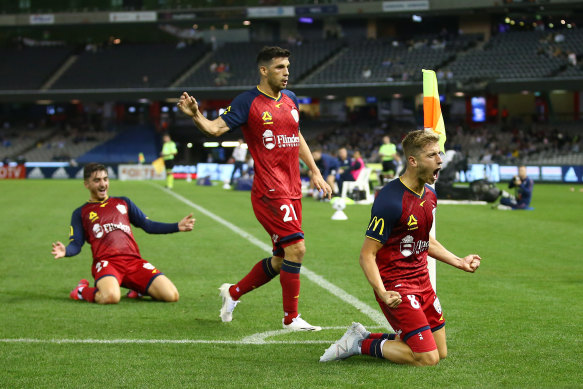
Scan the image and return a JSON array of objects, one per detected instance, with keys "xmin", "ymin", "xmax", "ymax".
[{"xmin": 402, "ymin": 130, "xmax": 440, "ymax": 159}]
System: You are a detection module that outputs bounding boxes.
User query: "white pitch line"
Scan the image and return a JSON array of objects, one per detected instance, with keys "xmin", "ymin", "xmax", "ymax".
[
  {"xmin": 240, "ymin": 325, "xmax": 385, "ymax": 344},
  {"xmin": 241, "ymin": 326, "xmax": 346, "ymax": 344},
  {"xmin": 159, "ymin": 186, "xmax": 389, "ymax": 328},
  {"xmin": 0, "ymin": 327, "xmax": 388, "ymax": 345},
  {"xmin": 0, "ymin": 338, "xmax": 331, "ymax": 345}
]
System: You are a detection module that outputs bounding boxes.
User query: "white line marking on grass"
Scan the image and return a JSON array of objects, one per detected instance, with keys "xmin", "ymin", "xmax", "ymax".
[
  {"xmin": 159, "ymin": 186, "xmax": 389, "ymax": 328},
  {"xmin": 241, "ymin": 326, "xmax": 385, "ymax": 344},
  {"xmin": 0, "ymin": 326, "xmax": 387, "ymax": 345},
  {"xmin": 241, "ymin": 326, "xmax": 346, "ymax": 344},
  {"xmin": 0, "ymin": 338, "xmax": 331, "ymax": 345}
]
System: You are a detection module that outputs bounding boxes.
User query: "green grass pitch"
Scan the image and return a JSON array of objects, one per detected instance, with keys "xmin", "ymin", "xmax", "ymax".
[{"xmin": 1, "ymin": 179, "xmax": 582, "ymax": 387}]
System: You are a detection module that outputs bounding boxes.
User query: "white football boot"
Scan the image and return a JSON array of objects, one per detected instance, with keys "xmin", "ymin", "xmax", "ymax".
[
  {"xmin": 218, "ymin": 283, "xmax": 240, "ymax": 322},
  {"xmin": 282, "ymin": 314, "xmax": 322, "ymax": 331},
  {"xmin": 319, "ymin": 323, "xmax": 367, "ymax": 362}
]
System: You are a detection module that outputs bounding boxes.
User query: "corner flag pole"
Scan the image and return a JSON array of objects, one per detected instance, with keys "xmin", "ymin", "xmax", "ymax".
[{"xmin": 422, "ymin": 69, "xmax": 447, "ymax": 291}]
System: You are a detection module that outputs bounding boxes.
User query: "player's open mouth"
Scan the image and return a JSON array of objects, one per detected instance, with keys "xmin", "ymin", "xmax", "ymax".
[{"xmin": 433, "ymin": 168, "xmax": 440, "ymax": 180}]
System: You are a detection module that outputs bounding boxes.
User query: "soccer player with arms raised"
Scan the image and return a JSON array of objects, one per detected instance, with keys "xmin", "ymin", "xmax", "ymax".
[
  {"xmin": 177, "ymin": 46, "xmax": 332, "ymax": 331},
  {"xmin": 51, "ymin": 163, "xmax": 195, "ymax": 304},
  {"xmin": 320, "ymin": 130, "xmax": 481, "ymax": 365}
]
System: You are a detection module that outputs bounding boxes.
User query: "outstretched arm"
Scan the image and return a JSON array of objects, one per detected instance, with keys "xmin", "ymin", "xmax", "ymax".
[
  {"xmin": 125, "ymin": 197, "xmax": 181, "ymax": 234},
  {"xmin": 51, "ymin": 241, "xmax": 66, "ymax": 259},
  {"xmin": 359, "ymin": 237, "xmax": 402, "ymax": 308},
  {"xmin": 299, "ymin": 132, "xmax": 332, "ymax": 199},
  {"xmin": 429, "ymin": 235, "xmax": 481, "ymax": 272},
  {"xmin": 177, "ymin": 92, "xmax": 230, "ymax": 137},
  {"xmin": 178, "ymin": 213, "xmax": 195, "ymax": 232}
]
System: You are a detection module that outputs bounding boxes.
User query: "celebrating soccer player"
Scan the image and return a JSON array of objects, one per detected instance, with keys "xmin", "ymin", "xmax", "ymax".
[
  {"xmin": 320, "ymin": 130, "xmax": 481, "ymax": 365},
  {"xmin": 51, "ymin": 163, "xmax": 195, "ymax": 304},
  {"xmin": 177, "ymin": 46, "xmax": 332, "ymax": 331}
]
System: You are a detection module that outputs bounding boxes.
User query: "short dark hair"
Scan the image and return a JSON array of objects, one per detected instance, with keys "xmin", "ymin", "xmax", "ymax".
[
  {"xmin": 256, "ymin": 46, "xmax": 291, "ymax": 66},
  {"xmin": 84, "ymin": 163, "xmax": 107, "ymax": 180}
]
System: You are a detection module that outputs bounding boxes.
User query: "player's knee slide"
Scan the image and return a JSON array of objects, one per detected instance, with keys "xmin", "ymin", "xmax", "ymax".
[
  {"xmin": 98, "ymin": 293, "xmax": 121, "ymax": 304},
  {"xmin": 167, "ymin": 290, "xmax": 179, "ymax": 302},
  {"xmin": 438, "ymin": 348, "xmax": 447, "ymax": 360},
  {"xmin": 415, "ymin": 351, "xmax": 440, "ymax": 366}
]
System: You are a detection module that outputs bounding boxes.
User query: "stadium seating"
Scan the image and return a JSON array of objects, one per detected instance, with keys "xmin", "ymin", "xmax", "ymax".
[
  {"xmin": 0, "ymin": 31, "xmax": 580, "ymax": 92},
  {"xmin": 306, "ymin": 35, "xmax": 482, "ymax": 85},
  {"xmin": 0, "ymin": 47, "xmax": 73, "ymax": 90},
  {"xmin": 75, "ymin": 125, "xmax": 159, "ymax": 164},
  {"xmin": 51, "ymin": 43, "xmax": 208, "ymax": 89},
  {"xmin": 449, "ymin": 30, "xmax": 574, "ymax": 82},
  {"xmin": 20, "ymin": 131, "xmax": 116, "ymax": 162},
  {"xmin": 0, "ymin": 127, "xmax": 57, "ymax": 160},
  {"xmin": 178, "ymin": 40, "xmax": 344, "ymax": 88}
]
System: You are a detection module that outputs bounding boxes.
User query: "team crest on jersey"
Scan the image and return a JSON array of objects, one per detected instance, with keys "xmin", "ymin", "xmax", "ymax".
[
  {"xmin": 290, "ymin": 108, "xmax": 299, "ymax": 123},
  {"xmin": 400, "ymin": 235, "xmax": 414, "ymax": 257},
  {"xmin": 263, "ymin": 130, "xmax": 276, "ymax": 150},
  {"xmin": 93, "ymin": 223, "xmax": 104, "ymax": 239},
  {"xmin": 89, "ymin": 211, "xmax": 99, "ymax": 223},
  {"xmin": 116, "ymin": 204, "xmax": 127, "ymax": 215},
  {"xmin": 272, "ymin": 234, "xmax": 279, "ymax": 243},
  {"xmin": 262, "ymin": 111, "xmax": 273, "ymax": 125}
]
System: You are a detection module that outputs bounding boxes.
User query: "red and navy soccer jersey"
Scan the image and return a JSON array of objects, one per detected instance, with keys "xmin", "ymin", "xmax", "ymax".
[
  {"xmin": 220, "ymin": 87, "xmax": 301, "ymax": 199},
  {"xmin": 65, "ymin": 196, "xmax": 178, "ymax": 262},
  {"xmin": 365, "ymin": 178, "xmax": 438, "ymax": 283}
]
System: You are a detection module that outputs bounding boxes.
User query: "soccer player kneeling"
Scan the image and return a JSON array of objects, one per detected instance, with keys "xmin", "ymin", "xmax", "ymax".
[
  {"xmin": 51, "ymin": 163, "xmax": 195, "ymax": 304},
  {"xmin": 320, "ymin": 130, "xmax": 481, "ymax": 365}
]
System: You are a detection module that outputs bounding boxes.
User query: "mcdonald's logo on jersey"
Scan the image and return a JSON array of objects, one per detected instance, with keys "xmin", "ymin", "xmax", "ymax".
[
  {"xmin": 262, "ymin": 111, "xmax": 273, "ymax": 124},
  {"xmin": 407, "ymin": 214, "xmax": 418, "ymax": 230},
  {"xmin": 368, "ymin": 216, "xmax": 385, "ymax": 235}
]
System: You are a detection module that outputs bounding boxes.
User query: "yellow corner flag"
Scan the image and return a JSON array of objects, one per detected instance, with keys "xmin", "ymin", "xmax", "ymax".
[
  {"xmin": 152, "ymin": 157, "xmax": 165, "ymax": 174},
  {"xmin": 422, "ymin": 69, "xmax": 446, "ymax": 153}
]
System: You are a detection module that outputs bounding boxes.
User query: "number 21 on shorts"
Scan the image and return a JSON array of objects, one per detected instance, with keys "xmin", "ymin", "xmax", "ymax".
[{"xmin": 280, "ymin": 203, "xmax": 298, "ymax": 222}]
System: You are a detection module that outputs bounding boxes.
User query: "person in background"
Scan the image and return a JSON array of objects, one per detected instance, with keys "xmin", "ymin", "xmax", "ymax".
[
  {"xmin": 229, "ymin": 139, "xmax": 247, "ymax": 186},
  {"xmin": 161, "ymin": 134, "xmax": 178, "ymax": 189},
  {"xmin": 379, "ymin": 135, "xmax": 398, "ymax": 181},
  {"xmin": 494, "ymin": 165, "xmax": 534, "ymax": 210},
  {"xmin": 337, "ymin": 149, "xmax": 365, "ymax": 195},
  {"xmin": 312, "ymin": 148, "xmax": 341, "ymax": 197}
]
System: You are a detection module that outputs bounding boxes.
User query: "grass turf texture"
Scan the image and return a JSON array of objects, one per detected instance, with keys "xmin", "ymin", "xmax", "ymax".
[{"xmin": 1, "ymin": 179, "xmax": 582, "ymax": 388}]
